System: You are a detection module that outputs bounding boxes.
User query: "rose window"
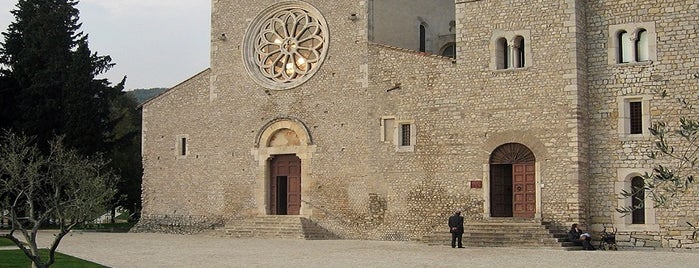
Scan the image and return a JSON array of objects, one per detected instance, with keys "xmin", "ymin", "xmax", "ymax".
[{"xmin": 243, "ymin": 2, "xmax": 329, "ymax": 90}]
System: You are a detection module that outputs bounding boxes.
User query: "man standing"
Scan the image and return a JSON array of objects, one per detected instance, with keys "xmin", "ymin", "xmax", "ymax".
[{"xmin": 448, "ymin": 210, "xmax": 465, "ymax": 248}]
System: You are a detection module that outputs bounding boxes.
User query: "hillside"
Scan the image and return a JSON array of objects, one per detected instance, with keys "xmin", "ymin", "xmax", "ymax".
[{"xmin": 127, "ymin": 88, "xmax": 167, "ymax": 104}]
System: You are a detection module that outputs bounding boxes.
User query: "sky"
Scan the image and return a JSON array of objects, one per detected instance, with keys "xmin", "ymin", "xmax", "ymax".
[{"xmin": 0, "ymin": 0, "xmax": 211, "ymax": 91}]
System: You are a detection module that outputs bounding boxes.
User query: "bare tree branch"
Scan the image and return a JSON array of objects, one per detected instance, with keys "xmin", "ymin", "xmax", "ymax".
[{"xmin": 0, "ymin": 130, "xmax": 117, "ymax": 268}]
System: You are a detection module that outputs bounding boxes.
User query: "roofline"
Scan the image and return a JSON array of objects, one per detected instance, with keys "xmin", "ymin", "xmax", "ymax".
[{"xmin": 138, "ymin": 68, "xmax": 212, "ymax": 108}]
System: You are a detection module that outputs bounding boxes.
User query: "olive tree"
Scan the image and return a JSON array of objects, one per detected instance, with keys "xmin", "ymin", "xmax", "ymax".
[
  {"xmin": 0, "ymin": 131, "xmax": 117, "ymax": 268},
  {"xmin": 619, "ymin": 75, "xmax": 699, "ymax": 213}
]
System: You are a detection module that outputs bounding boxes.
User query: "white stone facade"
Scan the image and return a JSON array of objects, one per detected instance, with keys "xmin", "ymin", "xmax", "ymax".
[{"xmin": 138, "ymin": 0, "xmax": 699, "ymax": 248}]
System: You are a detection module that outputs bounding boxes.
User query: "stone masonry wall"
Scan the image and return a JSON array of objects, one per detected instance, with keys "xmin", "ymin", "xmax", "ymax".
[
  {"xmin": 140, "ymin": 0, "xmax": 589, "ymax": 239},
  {"xmin": 586, "ymin": 0, "xmax": 699, "ymax": 249},
  {"xmin": 138, "ymin": 0, "xmax": 699, "ymax": 248},
  {"xmin": 454, "ymin": 0, "xmax": 589, "ymax": 228}
]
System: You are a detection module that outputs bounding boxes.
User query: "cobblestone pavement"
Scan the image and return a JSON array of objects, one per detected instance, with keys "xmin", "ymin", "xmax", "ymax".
[{"xmin": 5, "ymin": 231, "xmax": 699, "ymax": 268}]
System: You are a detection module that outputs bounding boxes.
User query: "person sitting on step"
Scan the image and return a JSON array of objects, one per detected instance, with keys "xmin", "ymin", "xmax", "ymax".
[{"xmin": 568, "ymin": 223, "xmax": 595, "ymax": 250}]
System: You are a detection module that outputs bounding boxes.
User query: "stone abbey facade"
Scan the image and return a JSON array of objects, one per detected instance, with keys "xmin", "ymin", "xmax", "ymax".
[{"xmin": 138, "ymin": 0, "xmax": 699, "ymax": 248}]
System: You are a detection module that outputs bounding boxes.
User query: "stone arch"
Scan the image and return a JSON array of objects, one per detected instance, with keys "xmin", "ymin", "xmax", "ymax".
[
  {"xmin": 487, "ymin": 143, "xmax": 537, "ymax": 218},
  {"xmin": 481, "ymin": 131, "xmax": 546, "ymax": 220},
  {"xmin": 251, "ymin": 117, "xmax": 316, "ymax": 217},
  {"xmin": 482, "ymin": 130, "xmax": 548, "ymax": 161},
  {"xmin": 255, "ymin": 117, "xmax": 313, "ymax": 148},
  {"xmin": 439, "ymin": 42, "xmax": 456, "ymax": 58},
  {"xmin": 489, "ymin": 143, "xmax": 536, "ymax": 164}
]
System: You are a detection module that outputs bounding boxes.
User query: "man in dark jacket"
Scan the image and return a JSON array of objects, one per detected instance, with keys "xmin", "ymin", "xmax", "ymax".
[
  {"xmin": 568, "ymin": 223, "xmax": 595, "ymax": 250},
  {"xmin": 448, "ymin": 210, "xmax": 465, "ymax": 248}
]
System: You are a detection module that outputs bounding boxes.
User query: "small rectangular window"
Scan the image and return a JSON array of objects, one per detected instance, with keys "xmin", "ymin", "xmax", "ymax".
[
  {"xmin": 629, "ymin": 101, "xmax": 642, "ymax": 134},
  {"xmin": 180, "ymin": 137, "xmax": 187, "ymax": 156},
  {"xmin": 400, "ymin": 124, "xmax": 411, "ymax": 146}
]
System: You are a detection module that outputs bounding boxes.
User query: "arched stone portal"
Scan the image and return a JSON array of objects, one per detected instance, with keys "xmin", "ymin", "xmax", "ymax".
[
  {"xmin": 489, "ymin": 143, "xmax": 536, "ymax": 218},
  {"xmin": 252, "ymin": 118, "xmax": 316, "ymax": 216}
]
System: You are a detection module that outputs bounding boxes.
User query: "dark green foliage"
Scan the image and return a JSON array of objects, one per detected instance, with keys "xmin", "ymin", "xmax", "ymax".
[
  {"xmin": 0, "ymin": 0, "xmax": 122, "ymax": 156},
  {"xmin": 106, "ymin": 93, "xmax": 142, "ymax": 220},
  {"xmin": 0, "ymin": 76, "xmax": 19, "ymax": 128},
  {"xmin": 0, "ymin": 0, "xmax": 141, "ymax": 222}
]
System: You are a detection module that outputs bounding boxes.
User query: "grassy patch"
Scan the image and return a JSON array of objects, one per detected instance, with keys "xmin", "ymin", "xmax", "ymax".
[
  {"xmin": 0, "ymin": 249, "xmax": 106, "ymax": 268},
  {"xmin": 0, "ymin": 237, "xmax": 15, "ymax": 246},
  {"xmin": 115, "ymin": 212, "xmax": 130, "ymax": 221},
  {"xmin": 1, "ymin": 237, "xmax": 16, "ymax": 247}
]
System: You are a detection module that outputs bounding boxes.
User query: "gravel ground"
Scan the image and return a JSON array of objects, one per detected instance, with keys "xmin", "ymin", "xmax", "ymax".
[{"xmin": 4, "ymin": 230, "xmax": 699, "ymax": 268}]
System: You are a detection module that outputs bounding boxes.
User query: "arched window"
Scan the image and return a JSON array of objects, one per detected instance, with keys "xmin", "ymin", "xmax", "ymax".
[
  {"xmin": 609, "ymin": 23, "xmax": 656, "ymax": 65},
  {"xmin": 513, "ymin": 36, "xmax": 525, "ymax": 68},
  {"xmin": 618, "ymin": 31, "xmax": 633, "ymax": 63},
  {"xmin": 440, "ymin": 42, "xmax": 456, "ymax": 58},
  {"xmin": 496, "ymin": 38, "xmax": 508, "ymax": 69},
  {"xmin": 419, "ymin": 24, "xmax": 426, "ymax": 52},
  {"xmin": 631, "ymin": 176, "xmax": 646, "ymax": 224},
  {"xmin": 491, "ymin": 31, "xmax": 531, "ymax": 70},
  {"xmin": 636, "ymin": 29, "xmax": 649, "ymax": 62}
]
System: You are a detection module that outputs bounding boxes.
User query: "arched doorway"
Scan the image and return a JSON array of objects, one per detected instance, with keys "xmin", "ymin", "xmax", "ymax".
[
  {"xmin": 489, "ymin": 143, "xmax": 536, "ymax": 218},
  {"xmin": 252, "ymin": 117, "xmax": 316, "ymax": 216},
  {"xmin": 270, "ymin": 154, "xmax": 301, "ymax": 215}
]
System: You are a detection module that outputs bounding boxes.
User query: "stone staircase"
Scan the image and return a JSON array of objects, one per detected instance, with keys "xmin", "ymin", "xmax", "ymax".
[
  {"xmin": 219, "ymin": 215, "xmax": 339, "ymax": 240},
  {"xmin": 421, "ymin": 221, "xmax": 580, "ymax": 250}
]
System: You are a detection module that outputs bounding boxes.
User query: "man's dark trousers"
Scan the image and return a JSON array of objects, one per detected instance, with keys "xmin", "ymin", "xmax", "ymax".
[{"xmin": 451, "ymin": 232, "xmax": 463, "ymax": 248}]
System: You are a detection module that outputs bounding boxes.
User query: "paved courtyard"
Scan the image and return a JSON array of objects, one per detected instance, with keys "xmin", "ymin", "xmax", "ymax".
[{"xmin": 4, "ymin": 230, "xmax": 699, "ymax": 267}]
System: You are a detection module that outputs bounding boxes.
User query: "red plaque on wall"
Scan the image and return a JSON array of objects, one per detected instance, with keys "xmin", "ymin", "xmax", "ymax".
[{"xmin": 470, "ymin": 181, "xmax": 483, "ymax": 188}]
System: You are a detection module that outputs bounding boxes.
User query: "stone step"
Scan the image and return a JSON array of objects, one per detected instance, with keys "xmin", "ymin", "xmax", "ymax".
[
  {"xmin": 421, "ymin": 221, "xmax": 577, "ymax": 250},
  {"xmin": 220, "ymin": 215, "xmax": 338, "ymax": 240},
  {"xmin": 463, "ymin": 229, "xmax": 554, "ymax": 235}
]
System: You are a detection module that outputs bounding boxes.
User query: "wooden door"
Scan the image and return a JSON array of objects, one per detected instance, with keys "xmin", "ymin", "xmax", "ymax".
[
  {"xmin": 270, "ymin": 155, "xmax": 301, "ymax": 215},
  {"xmin": 512, "ymin": 163, "xmax": 535, "ymax": 218},
  {"xmin": 287, "ymin": 159, "xmax": 301, "ymax": 215},
  {"xmin": 490, "ymin": 164, "xmax": 513, "ymax": 217}
]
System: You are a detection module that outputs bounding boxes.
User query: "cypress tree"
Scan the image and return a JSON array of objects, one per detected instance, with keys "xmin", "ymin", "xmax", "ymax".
[
  {"xmin": 0, "ymin": 0, "xmax": 123, "ymax": 155},
  {"xmin": 1, "ymin": 1, "xmax": 141, "ymax": 221}
]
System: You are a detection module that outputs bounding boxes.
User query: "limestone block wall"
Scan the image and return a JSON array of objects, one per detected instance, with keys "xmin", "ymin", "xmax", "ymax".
[
  {"xmin": 139, "ymin": 0, "xmax": 394, "ymax": 236},
  {"xmin": 138, "ymin": 69, "xmax": 232, "ymax": 232},
  {"xmin": 138, "ymin": 0, "xmax": 592, "ymax": 238},
  {"xmin": 586, "ymin": 0, "xmax": 699, "ymax": 248},
  {"xmin": 454, "ymin": 0, "xmax": 590, "ymax": 228},
  {"xmin": 138, "ymin": 0, "xmax": 699, "ymax": 246},
  {"xmin": 363, "ymin": 44, "xmax": 465, "ymax": 239}
]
